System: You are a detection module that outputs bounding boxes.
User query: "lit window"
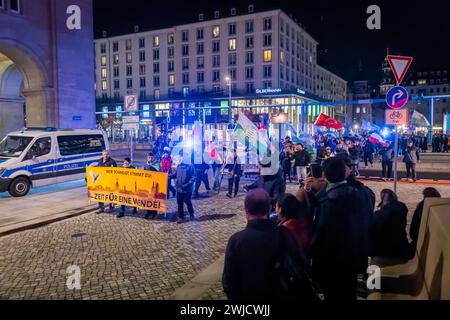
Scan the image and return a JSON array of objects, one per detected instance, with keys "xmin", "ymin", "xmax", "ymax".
[
  {"xmin": 154, "ymin": 90, "xmax": 160, "ymax": 100},
  {"xmin": 126, "ymin": 53, "xmax": 132, "ymax": 63},
  {"xmin": 264, "ymin": 50, "xmax": 272, "ymax": 62},
  {"xmin": 280, "ymin": 51, "xmax": 285, "ymax": 63},
  {"xmin": 153, "ymin": 36, "xmax": 160, "ymax": 47},
  {"xmin": 169, "ymin": 74, "xmax": 175, "ymax": 86},
  {"xmin": 228, "ymin": 39, "xmax": 236, "ymax": 51},
  {"xmin": 418, "ymin": 79, "xmax": 427, "ymax": 85},
  {"xmin": 168, "ymin": 33, "xmax": 175, "ymax": 45},
  {"xmin": 101, "ymin": 68, "xmax": 107, "ymax": 79},
  {"xmin": 212, "ymin": 25, "xmax": 220, "ymax": 38},
  {"xmin": 101, "ymin": 56, "xmax": 107, "ymax": 66},
  {"xmin": 101, "ymin": 80, "xmax": 107, "ymax": 91},
  {"xmin": 113, "ymin": 54, "xmax": 119, "ymax": 65}
]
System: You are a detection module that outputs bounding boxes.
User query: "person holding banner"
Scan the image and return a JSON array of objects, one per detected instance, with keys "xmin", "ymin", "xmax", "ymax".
[
  {"xmin": 118, "ymin": 158, "xmax": 138, "ymax": 218},
  {"xmin": 172, "ymin": 151, "xmax": 196, "ymax": 223},
  {"xmin": 96, "ymin": 150, "xmax": 117, "ymax": 214},
  {"xmin": 144, "ymin": 152, "xmax": 159, "ymax": 219}
]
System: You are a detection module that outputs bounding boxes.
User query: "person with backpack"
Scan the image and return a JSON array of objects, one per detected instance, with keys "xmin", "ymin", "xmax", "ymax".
[{"xmin": 222, "ymin": 189, "xmax": 317, "ymax": 301}]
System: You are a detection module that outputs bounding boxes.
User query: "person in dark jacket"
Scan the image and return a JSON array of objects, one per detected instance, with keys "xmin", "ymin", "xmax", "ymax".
[
  {"xmin": 403, "ymin": 140, "xmax": 420, "ymax": 182},
  {"xmin": 193, "ymin": 161, "xmax": 211, "ymax": 198},
  {"xmin": 279, "ymin": 145, "xmax": 294, "ymax": 183},
  {"xmin": 311, "ymin": 158, "xmax": 372, "ymax": 300},
  {"xmin": 363, "ymin": 140, "xmax": 375, "ymax": 168},
  {"xmin": 143, "ymin": 152, "xmax": 160, "ymax": 219},
  {"xmin": 118, "ymin": 157, "xmax": 138, "ymax": 218},
  {"xmin": 348, "ymin": 142, "xmax": 361, "ymax": 177},
  {"xmin": 161, "ymin": 148, "xmax": 176, "ymax": 198},
  {"xmin": 171, "ymin": 151, "xmax": 196, "ymax": 223},
  {"xmin": 222, "ymin": 188, "xmax": 307, "ymax": 300},
  {"xmin": 369, "ymin": 189, "xmax": 410, "ymax": 260},
  {"xmin": 409, "ymin": 187, "xmax": 441, "ymax": 258},
  {"xmin": 294, "ymin": 143, "xmax": 311, "ymax": 185},
  {"xmin": 379, "ymin": 142, "xmax": 395, "ymax": 181},
  {"xmin": 97, "ymin": 150, "xmax": 117, "ymax": 213},
  {"xmin": 225, "ymin": 149, "xmax": 243, "ymax": 198}
]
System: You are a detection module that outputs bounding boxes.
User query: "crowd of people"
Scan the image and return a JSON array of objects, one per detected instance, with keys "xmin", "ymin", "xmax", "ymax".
[{"xmin": 432, "ymin": 133, "xmax": 449, "ymax": 153}]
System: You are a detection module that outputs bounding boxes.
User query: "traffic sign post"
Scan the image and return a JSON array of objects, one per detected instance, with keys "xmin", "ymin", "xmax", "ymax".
[{"xmin": 385, "ymin": 55, "xmax": 413, "ymax": 193}]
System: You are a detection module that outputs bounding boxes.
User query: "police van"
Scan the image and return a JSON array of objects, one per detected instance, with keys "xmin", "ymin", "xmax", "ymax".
[{"xmin": 0, "ymin": 128, "xmax": 109, "ymax": 197}]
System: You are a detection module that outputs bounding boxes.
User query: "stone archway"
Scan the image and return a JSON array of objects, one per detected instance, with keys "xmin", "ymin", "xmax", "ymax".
[{"xmin": 0, "ymin": 40, "xmax": 56, "ymax": 137}]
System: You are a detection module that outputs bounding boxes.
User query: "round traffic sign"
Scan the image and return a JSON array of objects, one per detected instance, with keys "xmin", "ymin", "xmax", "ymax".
[{"xmin": 386, "ymin": 86, "xmax": 409, "ymax": 110}]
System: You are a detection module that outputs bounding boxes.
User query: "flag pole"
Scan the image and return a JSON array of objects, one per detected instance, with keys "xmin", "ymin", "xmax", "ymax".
[{"xmin": 393, "ymin": 125, "xmax": 399, "ymax": 194}]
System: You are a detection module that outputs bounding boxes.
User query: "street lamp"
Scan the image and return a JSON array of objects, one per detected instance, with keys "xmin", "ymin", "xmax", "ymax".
[{"xmin": 225, "ymin": 76, "xmax": 232, "ymax": 127}]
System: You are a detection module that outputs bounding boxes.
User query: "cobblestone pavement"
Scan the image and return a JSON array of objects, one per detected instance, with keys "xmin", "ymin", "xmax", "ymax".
[{"xmin": 0, "ymin": 181, "xmax": 449, "ymax": 300}]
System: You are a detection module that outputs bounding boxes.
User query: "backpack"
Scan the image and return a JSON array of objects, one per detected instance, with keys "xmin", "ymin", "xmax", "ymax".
[{"xmin": 273, "ymin": 227, "xmax": 321, "ymax": 301}]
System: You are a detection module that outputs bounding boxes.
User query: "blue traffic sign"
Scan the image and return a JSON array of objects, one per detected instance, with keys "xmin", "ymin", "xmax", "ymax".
[{"xmin": 386, "ymin": 86, "xmax": 409, "ymax": 110}]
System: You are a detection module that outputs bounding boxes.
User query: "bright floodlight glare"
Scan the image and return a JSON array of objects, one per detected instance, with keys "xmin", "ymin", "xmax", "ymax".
[
  {"xmin": 225, "ymin": 76, "xmax": 230, "ymax": 82},
  {"xmin": 353, "ymin": 125, "xmax": 359, "ymax": 129}
]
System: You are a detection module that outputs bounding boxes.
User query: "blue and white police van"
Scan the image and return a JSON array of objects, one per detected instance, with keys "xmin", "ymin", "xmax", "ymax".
[{"xmin": 0, "ymin": 128, "xmax": 109, "ymax": 197}]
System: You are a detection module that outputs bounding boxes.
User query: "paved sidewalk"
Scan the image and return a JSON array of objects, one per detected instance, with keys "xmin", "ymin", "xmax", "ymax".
[{"xmin": 0, "ymin": 180, "xmax": 96, "ymax": 236}]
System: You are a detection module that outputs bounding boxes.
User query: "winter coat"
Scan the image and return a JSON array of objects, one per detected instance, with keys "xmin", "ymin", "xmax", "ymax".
[
  {"xmin": 172, "ymin": 163, "xmax": 196, "ymax": 194},
  {"xmin": 97, "ymin": 157, "xmax": 117, "ymax": 167},
  {"xmin": 294, "ymin": 150, "xmax": 311, "ymax": 167},
  {"xmin": 403, "ymin": 146, "xmax": 420, "ymax": 164}
]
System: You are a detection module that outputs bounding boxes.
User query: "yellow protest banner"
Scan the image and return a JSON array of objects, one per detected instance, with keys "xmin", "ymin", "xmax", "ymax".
[{"xmin": 86, "ymin": 167, "xmax": 168, "ymax": 212}]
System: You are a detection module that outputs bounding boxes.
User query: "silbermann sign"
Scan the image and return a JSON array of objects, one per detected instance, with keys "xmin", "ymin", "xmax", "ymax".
[{"xmin": 254, "ymin": 88, "xmax": 307, "ymax": 95}]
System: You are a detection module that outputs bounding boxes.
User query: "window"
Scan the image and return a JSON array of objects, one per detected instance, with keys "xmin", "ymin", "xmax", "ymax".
[
  {"xmin": 228, "ymin": 23, "xmax": 236, "ymax": 35},
  {"xmin": 263, "ymin": 81, "xmax": 272, "ymax": 88},
  {"xmin": 182, "ymin": 30, "xmax": 189, "ymax": 42},
  {"xmin": 127, "ymin": 79, "xmax": 133, "ymax": 89},
  {"xmin": 168, "ymin": 88, "xmax": 175, "ymax": 97},
  {"xmin": 140, "ymin": 77, "xmax": 146, "ymax": 88},
  {"xmin": 213, "ymin": 55, "xmax": 220, "ymax": 67},
  {"xmin": 169, "ymin": 74, "xmax": 175, "ymax": 86},
  {"xmin": 9, "ymin": 0, "xmax": 21, "ymax": 13},
  {"xmin": 182, "ymin": 58, "xmax": 189, "ymax": 70},
  {"xmin": 168, "ymin": 61, "xmax": 174, "ymax": 72},
  {"xmin": 101, "ymin": 56, "xmax": 107, "ymax": 66},
  {"xmin": 182, "ymin": 45, "xmax": 189, "ymax": 56},
  {"xmin": 101, "ymin": 68, "xmax": 107, "ymax": 79},
  {"xmin": 114, "ymin": 92, "xmax": 120, "ymax": 99},
  {"xmin": 264, "ymin": 34, "xmax": 272, "ymax": 47},
  {"xmin": 113, "ymin": 42, "xmax": 119, "ymax": 52},
  {"xmin": 263, "ymin": 50, "xmax": 272, "ymax": 62},
  {"xmin": 114, "ymin": 67, "xmax": 120, "ymax": 77},
  {"xmin": 153, "ymin": 63, "xmax": 160, "ymax": 74},
  {"xmin": 197, "ymin": 72, "xmax": 204, "ymax": 83},
  {"xmin": 112, "ymin": 54, "xmax": 119, "ymax": 65},
  {"xmin": 126, "ymin": 52, "xmax": 132, "ymax": 63},
  {"xmin": 154, "ymin": 90, "xmax": 160, "ymax": 99},
  {"xmin": 101, "ymin": 80, "xmax": 107, "ymax": 91},
  {"xmin": 100, "ymin": 43, "xmax": 107, "ymax": 54},
  {"xmin": 139, "ymin": 38, "xmax": 145, "ymax": 48},
  {"xmin": 245, "ymin": 20, "xmax": 254, "ymax": 33},
  {"xmin": 126, "ymin": 65, "xmax": 132, "ymax": 76},
  {"xmin": 213, "ymin": 70, "xmax": 220, "ymax": 82},
  {"xmin": 263, "ymin": 18, "xmax": 272, "ymax": 31},
  {"xmin": 212, "ymin": 25, "xmax": 220, "ymax": 38},
  {"xmin": 153, "ymin": 76, "xmax": 160, "ymax": 87},
  {"xmin": 197, "ymin": 43, "xmax": 204, "ymax": 54},
  {"xmin": 228, "ymin": 53, "xmax": 237, "ymax": 66},
  {"xmin": 139, "ymin": 51, "xmax": 146, "ymax": 62},
  {"xmin": 213, "ymin": 85, "xmax": 221, "ymax": 93},
  {"xmin": 58, "ymin": 135, "xmax": 105, "ymax": 157},
  {"xmin": 246, "ymin": 82, "xmax": 254, "ymax": 93},
  {"xmin": 168, "ymin": 33, "xmax": 175, "ymax": 45},
  {"xmin": 197, "ymin": 57, "xmax": 204, "ymax": 69},
  {"xmin": 168, "ymin": 47, "xmax": 174, "ymax": 59},
  {"xmin": 140, "ymin": 90, "xmax": 146, "ymax": 100},
  {"xmin": 212, "ymin": 41, "xmax": 220, "ymax": 53},
  {"xmin": 228, "ymin": 38, "xmax": 236, "ymax": 51},
  {"xmin": 197, "ymin": 28, "xmax": 204, "ymax": 40},
  {"xmin": 183, "ymin": 87, "xmax": 190, "ymax": 97},
  {"xmin": 280, "ymin": 51, "xmax": 285, "ymax": 63},
  {"xmin": 245, "ymin": 67, "xmax": 254, "ymax": 79},
  {"xmin": 114, "ymin": 80, "xmax": 120, "ymax": 90},
  {"xmin": 246, "ymin": 36, "xmax": 254, "ymax": 49},
  {"xmin": 229, "ymin": 69, "xmax": 237, "ymax": 81},
  {"xmin": 153, "ymin": 36, "xmax": 160, "ymax": 47},
  {"xmin": 153, "ymin": 49, "xmax": 159, "ymax": 60},
  {"xmin": 126, "ymin": 39, "xmax": 132, "ymax": 50},
  {"xmin": 139, "ymin": 64, "xmax": 145, "ymax": 76},
  {"xmin": 246, "ymin": 51, "xmax": 254, "ymax": 64},
  {"xmin": 280, "ymin": 66, "xmax": 284, "ymax": 79},
  {"xmin": 356, "ymin": 107, "xmax": 361, "ymax": 113},
  {"xmin": 182, "ymin": 73, "xmax": 189, "ymax": 84},
  {"xmin": 264, "ymin": 65, "xmax": 272, "ymax": 78}
]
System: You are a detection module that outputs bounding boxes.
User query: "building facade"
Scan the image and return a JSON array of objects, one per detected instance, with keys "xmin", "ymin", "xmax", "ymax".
[
  {"xmin": 0, "ymin": 0, "xmax": 96, "ymax": 138},
  {"xmin": 94, "ymin": 7, "xmax": 347, "ymax": 140}
]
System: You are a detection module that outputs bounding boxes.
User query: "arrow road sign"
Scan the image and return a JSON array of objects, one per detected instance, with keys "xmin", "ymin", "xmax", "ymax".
[
  {"xmin": 387, "ymin": 55, "xmax": 413, "ymax": 85},
  {"xmin": 386, "ymin": 86, "xmax": 409, "ymax": 110}
]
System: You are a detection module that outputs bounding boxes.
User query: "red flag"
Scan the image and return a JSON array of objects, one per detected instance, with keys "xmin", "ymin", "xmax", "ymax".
[{"xmin": 314, "ymin": 113, "xmax": 344, "ymax": 130}]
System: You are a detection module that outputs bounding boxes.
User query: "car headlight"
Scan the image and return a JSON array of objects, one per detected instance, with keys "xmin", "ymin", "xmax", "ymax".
[{"xmin": 0, "ymin": 168, "xmax": 6, "ymax": 176}]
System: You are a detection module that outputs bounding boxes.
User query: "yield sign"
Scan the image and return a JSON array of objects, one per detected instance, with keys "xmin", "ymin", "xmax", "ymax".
[{"xmin": 387, "ymin": 55, "xmax": 414, "ymax": 85}]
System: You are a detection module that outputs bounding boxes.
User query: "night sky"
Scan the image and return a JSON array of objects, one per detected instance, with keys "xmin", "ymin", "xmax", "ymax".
[{"xmin": 93, "ymin": 0, "xmax": 450, "ymax": 86}]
